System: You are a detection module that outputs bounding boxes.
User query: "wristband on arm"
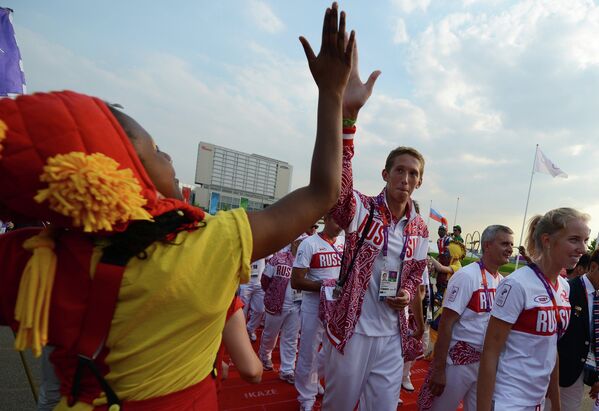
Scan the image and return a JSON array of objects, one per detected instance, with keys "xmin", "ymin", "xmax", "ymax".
[
  {"xmin": 342, "ymin": 118, "xmax": 356, "ymax": 127},
  {"xmin": 343, "ymin": 119, "xmax": 356, "ymax": 136}
]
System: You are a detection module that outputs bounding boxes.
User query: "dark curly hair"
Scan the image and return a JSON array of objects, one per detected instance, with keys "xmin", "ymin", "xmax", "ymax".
[{"xmin": 103, "ymin": 210, "xmax": 205, "ymax": 262}]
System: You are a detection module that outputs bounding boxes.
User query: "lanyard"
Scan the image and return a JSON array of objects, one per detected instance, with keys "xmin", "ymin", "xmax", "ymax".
[
  {"xmin": 528, "ymin": 263, "xmax": 564, "ymax": 338},
  {"xmin": 377, "ymin": 197, "xmax": 410, "ymax": 264},
  {"xmin": 319, "ymin": 233, "xmax": 343, "ymax": 259},
  {"xmin": 477, "ymin": 260, "xmax": 492, "ymax": 313}
]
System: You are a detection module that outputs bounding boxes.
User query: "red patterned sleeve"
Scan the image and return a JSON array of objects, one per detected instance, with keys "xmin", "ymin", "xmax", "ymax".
[
  {"xmin": 260, "ymin": 275, "xmax": 271, "ymax": 292},
  {"xmin": 261, "ymin": 259, "xmax": 275, "ymax": 291},
  {"xmin": 329, "ymin": 128, "xmax": 357, "ymax": 230}
]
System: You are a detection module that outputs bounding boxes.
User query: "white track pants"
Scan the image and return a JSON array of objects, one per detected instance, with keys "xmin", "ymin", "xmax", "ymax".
[
  {"xmin": 428, "ymin": 362, "xmax": 478, "ymax": 411},
  {"xmin": 557, "ymin": 373, "xmax": 599, "ymax": 411},
  {"xmin": 322, "ymin": 333, "xmax": 403, "ymax": 411},
  {"xmin": 493, "ymin": 402, "xmax": 544, "ymax": 411},
  {"xmin": 295, "ymin": 308, "xmax": 325, "ymax": 409},
  {"xmin": 239, "ymin": 283, "xmax": 265, "ymax": 333},
  {"xmin": 258, "ymin": 307, "xmax": 300, "ymax": 374}
]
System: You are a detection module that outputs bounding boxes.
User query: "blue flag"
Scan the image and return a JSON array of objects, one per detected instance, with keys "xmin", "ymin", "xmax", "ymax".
[{"xmin": 0, "ymin": 7, "xmax": 26, "ymax": 96}]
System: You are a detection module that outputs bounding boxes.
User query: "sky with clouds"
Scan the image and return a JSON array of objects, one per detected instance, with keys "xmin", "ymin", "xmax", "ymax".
[{"xmin": 4, "ymin": 0, "xmax": 599, "ymax": 247}]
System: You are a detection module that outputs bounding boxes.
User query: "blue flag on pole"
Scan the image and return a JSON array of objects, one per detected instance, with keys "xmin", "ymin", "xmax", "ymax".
[{"xmin": 0, "ymin": 7, "xmax": 26, "ymax": 96}]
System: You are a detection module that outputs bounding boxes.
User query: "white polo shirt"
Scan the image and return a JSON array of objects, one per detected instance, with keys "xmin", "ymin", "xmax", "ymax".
[
  {"xmin": 293, "ymin": 233, "xmax": 344, "ymax": 314},
  {"xmin": 491, "ymin": 266, "xmax": 571, "ymax": 406},
  {"xmin": 355, "ymin": 216, "xmax": 408, "ymax": 336},
  {"xmin": 443, "ymin": 261, "xmax": 502, "ymax": 359}
]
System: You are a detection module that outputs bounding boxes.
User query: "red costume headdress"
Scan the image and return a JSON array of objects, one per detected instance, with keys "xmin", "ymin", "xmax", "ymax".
[{"xmin": 0, "ymin": 90, "xmax": 203, "ymax": 228}]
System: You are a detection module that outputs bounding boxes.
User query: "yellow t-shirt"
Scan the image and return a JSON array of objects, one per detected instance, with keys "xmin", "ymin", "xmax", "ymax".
[{"xmin": 56, "ymin": 208, "xmax": 251, "ymax": 409}]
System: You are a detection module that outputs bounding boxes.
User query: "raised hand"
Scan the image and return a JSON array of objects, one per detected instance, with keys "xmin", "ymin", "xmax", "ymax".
[
  {"xmin": 247, "ymin": 3, "xmax": 349, "ymax": 260},
  {"xmin": 299, "ymin": 2, "xmax": 355, "ymax": 97},
  {"xmin": 342, "ymin": 38, "xmax": 381, "ymax": 120}
]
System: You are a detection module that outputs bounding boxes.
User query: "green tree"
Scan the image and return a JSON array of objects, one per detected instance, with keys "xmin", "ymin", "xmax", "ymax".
[{"xmin": 589, "ymin": 238, "xmax": 597, "ymax": 253}]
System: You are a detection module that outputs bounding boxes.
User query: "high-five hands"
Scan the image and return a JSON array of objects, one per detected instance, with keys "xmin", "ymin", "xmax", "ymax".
[
  {"xmin": 300, "ymin": 2, "xmax": 355, "ymax": 97},
  {"xmin": 342, "ymin": 37, "xmax": 381, "ymax": 120}
]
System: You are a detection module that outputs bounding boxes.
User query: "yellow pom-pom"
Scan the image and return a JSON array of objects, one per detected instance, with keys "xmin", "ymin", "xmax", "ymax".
[
  {"xmin": 0, "ymin": 119, "xmax": 7, "ymax": 158},
  {"xmin": 35, "ymin": 152, "xmax": 153, "ymax": 232}
]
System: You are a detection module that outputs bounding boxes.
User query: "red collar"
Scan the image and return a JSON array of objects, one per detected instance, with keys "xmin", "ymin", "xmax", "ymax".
[{"xmin": 318, "ymin": 232, "xmax": 337, "ymax": 246}]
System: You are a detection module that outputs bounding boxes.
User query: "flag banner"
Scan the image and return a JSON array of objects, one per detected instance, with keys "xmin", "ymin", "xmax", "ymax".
[
  {"xmin": 534, "ymin": 147, "xmax": 567, "ymax": 178},
  {"xmin": 429, "ymin": 208, "xmax": 447, "ymax": 226},
  {"xmin": 0, "ymin": 8, "xmax": 26, "ymax": 96}
]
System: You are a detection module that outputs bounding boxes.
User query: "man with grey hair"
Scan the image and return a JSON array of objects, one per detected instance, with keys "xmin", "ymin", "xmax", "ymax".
[{"xmin": 418, "ymin": 225, "xmax": 514, "ymax": 411}]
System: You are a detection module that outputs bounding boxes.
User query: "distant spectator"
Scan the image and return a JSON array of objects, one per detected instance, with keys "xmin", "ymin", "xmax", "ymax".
[
  {"xmin": 437, "ymin": 225, "xmax": 450, "ymax": 255},
  {"xmin": 452, "ymin": 225, "xmax": 464, "ymax": 243}
]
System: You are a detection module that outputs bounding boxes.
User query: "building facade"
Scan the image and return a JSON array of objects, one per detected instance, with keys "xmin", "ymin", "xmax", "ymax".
[{"xmin": 193, "ymin": 141, "xmax": 292, "ymax": 213}]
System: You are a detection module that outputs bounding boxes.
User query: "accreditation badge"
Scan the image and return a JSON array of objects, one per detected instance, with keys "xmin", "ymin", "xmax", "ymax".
[
  {"xmin": 292, "ymin": 288, "xmax": 303, "ymax": 302},
  {"xmin": 378, "ymin": 270, "xmax": 398, "ymax": 301}
]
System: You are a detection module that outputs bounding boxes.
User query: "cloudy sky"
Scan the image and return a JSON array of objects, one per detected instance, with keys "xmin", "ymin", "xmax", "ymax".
[{"xmin": 4, "ymin": 0, "xmax": 599, "ymax": 247}]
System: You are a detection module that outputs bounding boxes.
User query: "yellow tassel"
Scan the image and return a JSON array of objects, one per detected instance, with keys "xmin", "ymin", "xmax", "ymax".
[
  {"xmin": 35, "ymin": 152, "xmax": 153, "ymax": 232},
  {"xmin": 0, "ymin": 119, "xmax": 7, "ymax": 158},
  {"xmin": 14, "ymin": 229, "xmax": 57, "ymax": 357}
]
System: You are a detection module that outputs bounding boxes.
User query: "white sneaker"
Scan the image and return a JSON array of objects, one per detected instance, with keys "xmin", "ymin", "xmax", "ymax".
[
  {"xmin": 248, "ymin": 331, "xmax": 257, "ymax": 342},
  {"xmin": 401, "ymin": 376, "xmax": 414, "ymax": 392},
  {"xmin": 317, "ymin": 383, "xmax": 325, "ymax": 396},
  {"xmin": 398, "ymin": 397, "xmax": 404, "ymax": 406}
]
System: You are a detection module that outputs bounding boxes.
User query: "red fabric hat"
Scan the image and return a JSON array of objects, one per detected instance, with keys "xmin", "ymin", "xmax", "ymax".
[{"xmin": 0, "ymin": 90, "xmax": 204, "ymax": 230}]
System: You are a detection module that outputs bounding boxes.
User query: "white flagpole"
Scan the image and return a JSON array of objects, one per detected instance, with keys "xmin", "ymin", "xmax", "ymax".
[
  {"xmin": 427, "ymin": 200, "xmax": 432, "ymax": 227},
  {"xmin": 515, "ymin": 144, "xmax": 538, "ymax": 270},
  {"xmin": 453, "ymin": 196, "xmax": 460, "ymax": 227}
]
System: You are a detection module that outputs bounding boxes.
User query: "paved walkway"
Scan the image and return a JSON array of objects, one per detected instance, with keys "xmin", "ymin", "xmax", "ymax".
[
  {"xmin": 0, "ymin": 327, "xmax": 40, "ymax": 410},
  {"xmin": 1, "ymin": 324, "xmax": 596, "ymax": 411}
]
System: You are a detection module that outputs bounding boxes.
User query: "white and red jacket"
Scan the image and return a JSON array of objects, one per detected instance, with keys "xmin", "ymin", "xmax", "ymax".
[
  {"xmin": 325, "ymin": 129, "xmax": 429, "ymax": 353},
  {"xmin": 262, "ymin": 247, "xmax": 295, "ymax": 315}
]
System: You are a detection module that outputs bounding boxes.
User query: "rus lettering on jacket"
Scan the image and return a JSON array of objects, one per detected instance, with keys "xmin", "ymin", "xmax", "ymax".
[{"xmin": 275, "ymin": 265, "xmax": 292, "ymax": 278}]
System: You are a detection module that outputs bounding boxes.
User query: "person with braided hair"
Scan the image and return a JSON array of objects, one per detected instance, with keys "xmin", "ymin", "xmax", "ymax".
[{"xmin": 0, "ymin": 3, "xmax": 355, "ymax": 409}]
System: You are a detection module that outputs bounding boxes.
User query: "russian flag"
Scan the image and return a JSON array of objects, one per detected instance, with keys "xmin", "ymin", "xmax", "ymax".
[{"xmin": 429, "ymin": 208, "xmax": 447, "ymax": 226}]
